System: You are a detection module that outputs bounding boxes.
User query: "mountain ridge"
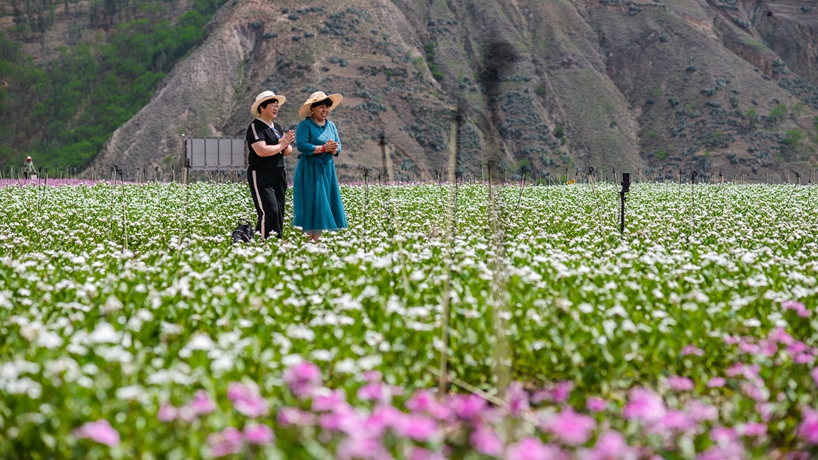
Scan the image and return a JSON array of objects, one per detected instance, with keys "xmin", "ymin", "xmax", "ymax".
[{"xmin": 4, "ymin": 0, "xmax": 818, "ymax": 182}]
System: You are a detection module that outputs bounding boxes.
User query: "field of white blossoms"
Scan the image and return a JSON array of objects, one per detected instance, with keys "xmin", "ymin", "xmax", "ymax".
[{"xmin": 1, "ymin": 179, "xmax": 817, "ymax": 459}]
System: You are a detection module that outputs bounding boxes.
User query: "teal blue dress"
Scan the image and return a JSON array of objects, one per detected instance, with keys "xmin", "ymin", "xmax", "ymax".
[{"xmin": 293, "ymin": 118, "xmax": 347, "ymax": 232}]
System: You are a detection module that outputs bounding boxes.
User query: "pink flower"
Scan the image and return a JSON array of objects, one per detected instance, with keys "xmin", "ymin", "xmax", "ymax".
[
  {"xmin": 207, "ymin": 427, "xmax": 243, "ymax": 457},
  {"xmin": 362, "ymin": 406, "xmax": 403, "ymax": 437},
  {"xmin": 756, "ymin": 402, "xmax": 774, "ymax": 422},
  {"xmin": 319, "ymin": 403, "xmax": 362, "ymax": 433},
  {"xmin": 553, "ymin": 381, "xmax": 573, "ymax": 403},
  {"xmin": 710, "ymin": 426, "xmax": 738, "ymax": 443},
  {"xmin": 758, "ymin": 340, "xmax": 778, "ymax": 357},
  {"xmin": 768, "ymin": 327, "xmax": 794, "ymax": 345},
  {"xmin": 812, "ymin": 367, "xmax": 818, "ymax": 386},
  {"xmin": 395, "ymin": 414, "xmax": 440, "ymax": 442},
  {"xmin": 586, "ymin": 397, "xmax": 606, "ymax": 412},
  {"xmin": 736, "ymin": 422, "xmax": 767, "ymax": 437},
  {"xmin": 741, "ymin": 383, "xmax": 768, "ymax": 402},
  {"xmin": 282, "ymin": 361, "xmax": 323, "ymax": 398},
  {"xmin": 188, "ymin": 389, "xmax": 216, "ymax": 415},
  {"xmin": 687, "ymin": 400, "xmax": 718, "ymax": 421},
  {"xmin": 783, "ymin": 300, "xmax": 810, "ymax": 317},
  {"xmin": 336, "ymin": 436, "xmax": 388, "ymax": 460},
  {"xmin": 446, "ymin": 394, "xmax": 487, "ymax": 421},
  {"xmin": 696, "ymin": 440, "xmax": 744, "ymax": 460},
  {"xmin": 73, "ymin": 420, "xmax": 120, "ymax": 447},
  {"xmin": 541, "ymin": 408, "xmax": 596, "ymax": 445},
  {"xmin": 654, "ymin": 410, "xmax": 696, "ymax": 433},
  {"xmin": 227, "ymin": 383, "xmax": 268, "ymax": 417},
  {"xmin": 681, "ymin": 345, "xmax": 705, "ymax": 356},
  {"xmin": 362, "ymin": 370, "xmax": 382, "ymax": 382},
  {"xmin": 157, "ymin": 403, "xmax": 178, "ymax": 422},
  {"xmin": 357, "ymin": 382, "xmax": 389, "ymax": 403},
  {"xmin": 724, "ymin": 335, "xmax": 741, "ymax": 345},
  {"xmin": 788, "ymin": 342, "xmax": 809, "ymax": 356},
  {"xmin": 276, "ymin": 407, "xmax": 316, "ymax": 426},
  {"xmin": 531, "ymin": 389, "xmax": 553, "ymax": 404},
  {"xmin": 581, "ymin": 430, "xmax": 637, "ymax": 460},
  {"xmin": 623, "ymin": 387, "xmax": 666, "ymax": 423},
  {"xmin": 667, "ymin": 375, "xmax": 694, "ymax": 391},
  {"xmin": 469, "ymin": 425, "xmax": 503, "ymax": 456},
  {"xmin": 312, "ymin": 389, "xmax": 346, "ymax": 411},
  {"xmin": 244, "ymin": 423, "xmax": 275, "ymax": 445},
  {"xmin": 797, "ymin": 407, "xmax": 818, "ymax": 444},
  {"xmin": 406, "ymin": 390, "xmax": 436, "ymax": 413},
  {"xmin": 507, "ymin": 382, "xmax": 530, "ymax": 416},
  {"xmin": 506, "ymin": 437, "xmax": 563, "ymax": 460},
  {"xmin": 706, "ymin": 377, "xmax": 726, "ymax": 388},
  {"xmin": 795, "ymin": 353, "xmax": 815, "ymax": 364},
  {"xmin": 738, "ymin": 342, "xmax": 761, "ymax": 355}
]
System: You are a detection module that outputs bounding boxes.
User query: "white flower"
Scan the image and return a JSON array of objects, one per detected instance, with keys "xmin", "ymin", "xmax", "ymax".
[
  {"xmin": 88, "ymin": 323, "xmax": 120, "ymax": 344},
  {"xmin": 335, "ymin": 358, "xmax": 357, "ymax": 374},
  {"xmin": 286, "ymin": 325, "xmax": 315, "ymax": 341},
  {"xmin": 186, "ymin": 333, "xmax": 214, "ymax": 351},
  {"xmin": 36, "ymin": 331, "xmax": 63, "ymax": 349}
]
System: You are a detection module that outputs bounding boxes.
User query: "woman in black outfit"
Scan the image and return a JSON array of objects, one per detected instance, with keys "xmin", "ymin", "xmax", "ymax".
[{"xmin": 245, "ymin": 91, "xmax": 295, "ymax": 240}]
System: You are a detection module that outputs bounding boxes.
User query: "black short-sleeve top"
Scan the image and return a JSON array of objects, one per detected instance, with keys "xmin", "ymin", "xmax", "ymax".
[{"xmin": 246, "ymin": 118, "xmax": 285, "ymax": 170}]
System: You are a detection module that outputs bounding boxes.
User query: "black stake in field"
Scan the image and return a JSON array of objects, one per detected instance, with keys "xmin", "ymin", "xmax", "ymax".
[
  {"xmin": 115, "ymin": 166, "xmax": 129, "ymax": 250},
  {"xmin": 619, "ymin": 172, "xmax": 630, "ymax": 234}
]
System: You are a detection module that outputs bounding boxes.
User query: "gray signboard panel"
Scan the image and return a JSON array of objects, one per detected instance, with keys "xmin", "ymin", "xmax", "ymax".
[{"xmin": 185, "ymin": 137, "xmax": 246, "ymax": 170}]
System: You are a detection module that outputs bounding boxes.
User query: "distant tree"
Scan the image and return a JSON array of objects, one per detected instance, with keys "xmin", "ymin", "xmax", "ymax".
[
  {"xmin": 768, "ymin": 104, "xmax": 787, "ymax": 125},
  {"xmin": 793, "ymin": 101, "xmax": 806, "ymax": 118},
  {"xmin": 553, "ymin": 126, "xmax": 565, "ymax": 138},
  {"xmin": 745, "ymin": 108, "xmax": 757, "ymax": 129}
]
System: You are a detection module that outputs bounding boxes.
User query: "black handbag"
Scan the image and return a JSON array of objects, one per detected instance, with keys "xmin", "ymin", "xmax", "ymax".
[{"xmin": 231, "ymin": 220, "xmax": 255, "ymax": 243}]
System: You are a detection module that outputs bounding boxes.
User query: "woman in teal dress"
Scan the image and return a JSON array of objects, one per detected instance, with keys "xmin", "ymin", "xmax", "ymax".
[{"xmin": 293, "ymin": 91, "xmax": 348, "ymax": 241}]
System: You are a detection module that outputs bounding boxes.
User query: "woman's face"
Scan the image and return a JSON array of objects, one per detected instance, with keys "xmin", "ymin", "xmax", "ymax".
[
  {"xmin": 312, "ymin": 103, "xmax": 330, "ymax": 122},
  {"xmin": 261, "ymin": 101, "xmax": 279, "ymax": 119}
]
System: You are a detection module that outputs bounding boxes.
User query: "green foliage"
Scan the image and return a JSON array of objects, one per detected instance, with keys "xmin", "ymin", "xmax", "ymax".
[
  {"xmin": 534, "ymin": 86, "xmax": 545, "ymax": 96},
  {"xmin": 784, "ymin": 130, "xmax": 803, "ymax": 146},
  {"xmin": 793, "ymin": 101, "xmax": 806, "ymax": 118},
  {"xmin": 768, "ymin": 104, "xmax": 787, "ymax": 124},
  {"xmin": 422, "ymin": 42, "xmax": 443, "ymax": 82},
  {"xmin": 655, "ymin": 149, "xmax": 667, "ymax": 160},
  {"xmin": 553, "ymin": 126, "xmax": 565, "ymax": 138},
  {"xmin": 647, "ymin": 131, "xmax": 657, "ymax": 139},
  {"xmin": 0, "ymin": 0, "xmax": 227, "ymax": 170}
]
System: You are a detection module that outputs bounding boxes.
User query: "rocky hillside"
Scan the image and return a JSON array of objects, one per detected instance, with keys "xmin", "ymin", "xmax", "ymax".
[{"xmin": 76, "ymin": 0, "xmax": 818, "ymax": 181}]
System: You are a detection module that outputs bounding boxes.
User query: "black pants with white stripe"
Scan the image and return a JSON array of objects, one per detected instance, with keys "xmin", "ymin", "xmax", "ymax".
[{"xmin": 248, "ymin": 167, "xmax": 286, "ymax": 240}]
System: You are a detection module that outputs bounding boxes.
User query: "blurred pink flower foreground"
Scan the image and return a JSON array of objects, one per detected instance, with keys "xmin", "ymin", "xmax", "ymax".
[{"xmin": 73, "ymin": 419, "xmax": 120, "ymax": 446}]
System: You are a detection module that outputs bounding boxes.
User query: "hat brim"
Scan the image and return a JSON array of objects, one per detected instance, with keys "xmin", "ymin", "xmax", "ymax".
[
  {"xmin": 299, "ymin": 94, "xmax": 343, "ymax": 118},
  {"xmin": 250, "ymin": 95, "xmax": 286, "ymax": 117}
]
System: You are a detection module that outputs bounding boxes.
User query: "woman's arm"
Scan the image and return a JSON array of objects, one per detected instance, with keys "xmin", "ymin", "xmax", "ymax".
[
  {"xmin": 333, "ymin": 122, "xmax": 342, "ymax": 154},
  {"xmin": 296, "ymin": 122, "xmax": 320, "ymax": 155},
  {"xmin": 251, "ymin": 141, "xmax": 289, "ymax": 157}
]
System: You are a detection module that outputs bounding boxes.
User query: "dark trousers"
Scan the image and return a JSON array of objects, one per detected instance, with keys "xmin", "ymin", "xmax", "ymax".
[{"xmin": 248, "ymin": 167, "xmax": 286, "ymax": 240}]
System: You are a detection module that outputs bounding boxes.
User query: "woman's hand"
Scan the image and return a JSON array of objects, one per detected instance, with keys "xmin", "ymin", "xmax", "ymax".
[
  {"xmin": 280, "ymin": 131, "xmax": 295, "ymax": 150},
  {"xmin": 323, "ymin": 140, "xmax": 339, "ymax": 154}
]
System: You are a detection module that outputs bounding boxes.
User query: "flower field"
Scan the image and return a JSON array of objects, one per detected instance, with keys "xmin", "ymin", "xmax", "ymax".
[{"xmin": 0, "ymin": 180, "xmax": 817, "ymax": 459}]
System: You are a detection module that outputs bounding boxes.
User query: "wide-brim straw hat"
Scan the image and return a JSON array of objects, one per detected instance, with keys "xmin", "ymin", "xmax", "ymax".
[
  {"xmin": 250, "ymin": 90, "xmax": 286, "ymax": 116},
  {"xmin": 298, "ymin": 91, "xmax": 343, "ymax": 118}
]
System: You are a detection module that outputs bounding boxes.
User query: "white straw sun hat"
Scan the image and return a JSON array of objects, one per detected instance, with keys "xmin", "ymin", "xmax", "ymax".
[
  {"xmin": 250, "ymin": 91, "xmax": 286, "ymax": 116},
  {"xmin": 298, "ymin": 91, "xmax": 343, "ymax": 118}
]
